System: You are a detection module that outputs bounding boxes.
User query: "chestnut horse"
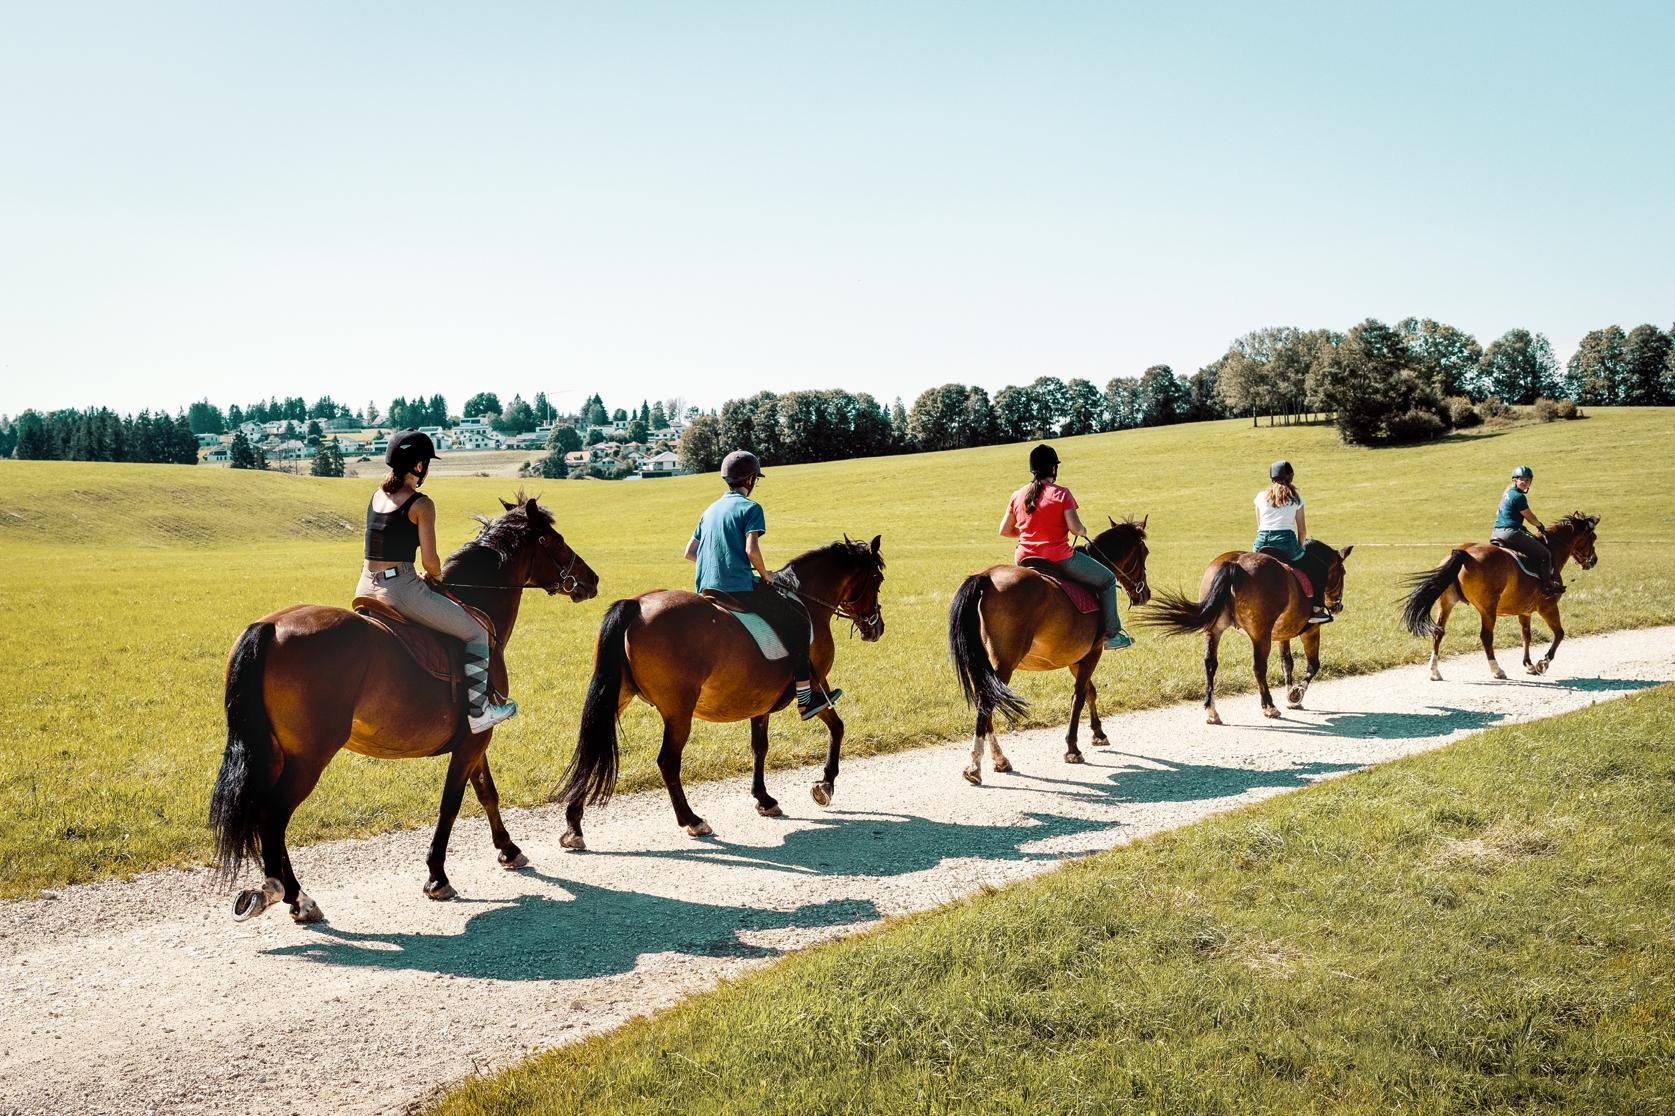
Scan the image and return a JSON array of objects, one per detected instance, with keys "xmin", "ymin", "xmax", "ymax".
[
  {"xmin": 1400, "ymin": 512, "xmax": 1600, "ymax": 680},
  {"xmin": 947, "ymin": 518, "xmax": 1152, "ymax": 784},
  {"xmin": 1144, "ymin": 540, "xmax": 1353, "ymax": 723},
  {"xmin": 209, "ymin": 496, "xmax": 599, "ymax": 923},
  {"xmin": 555, "ymin": 536, "xmax": 886, "ymax": 848}
]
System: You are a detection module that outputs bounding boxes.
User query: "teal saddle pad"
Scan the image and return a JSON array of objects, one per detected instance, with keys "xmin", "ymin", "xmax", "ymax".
[{"xmin": 729, "ymin": 610, "xmax": 790, "ymax": 661}]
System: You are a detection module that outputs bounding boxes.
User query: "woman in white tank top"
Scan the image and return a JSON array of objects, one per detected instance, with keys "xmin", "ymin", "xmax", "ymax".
[{"xmin": 1251, "ymin": 460, "xmax": 1331, "ymax": 625}]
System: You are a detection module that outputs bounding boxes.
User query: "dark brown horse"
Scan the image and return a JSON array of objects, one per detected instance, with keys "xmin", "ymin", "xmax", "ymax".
[
  {"xmin": 209, "ymin": 496, "xmax": 599, "ymax": 923},
  {"xmin": 947, "ymin": 518, "xmax": 1151, "ymax": 784},
  {"xmin": 554, "ymin": 537, "xmax": 886, "ymax": 848},
  {"xmin": 1400, "ymin": 513, "xmax": 1600, "ymax": 679},
  {"xmin": 1144, "ymin": 540, "xmax": 1353, "ymax": 723}
]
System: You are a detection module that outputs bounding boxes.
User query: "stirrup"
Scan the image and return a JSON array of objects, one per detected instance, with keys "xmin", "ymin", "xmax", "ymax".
[
  {"xmin": 798, "ymin": 687, "xmax": 842, "ymax": 720},
  {"xmin": 468, "ymin": 699, "xmax": 519, "ymax": 734},
  {"xmin": 1307, "ymin": 608, "xmax": 1333, "ymax": 625}
]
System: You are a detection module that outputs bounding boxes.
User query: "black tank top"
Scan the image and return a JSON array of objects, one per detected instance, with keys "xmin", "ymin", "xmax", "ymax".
[{"xmin": 364, "ymin": 491, "xmax": 422, "ymax": 562}]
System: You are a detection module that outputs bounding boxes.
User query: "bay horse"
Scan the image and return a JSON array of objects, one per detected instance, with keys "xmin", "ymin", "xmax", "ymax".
[
  {"xmin": 1400, "ymin": 513, "xmax": 1600, "ymax": 680},
  {"xmin": 1143, "ymin": 540, "xmax": 1353, "ymax": 723},
  {"xmin": 209, "ymin": 495, "xmax": 599, "ymax": 923},
  {"xmin": 947, "ymin": 518, "xmax": 1152, "ymax": 784},
  {"xmin": 554, "ymin": 536, "xmax": 886, "ymax": 848}
]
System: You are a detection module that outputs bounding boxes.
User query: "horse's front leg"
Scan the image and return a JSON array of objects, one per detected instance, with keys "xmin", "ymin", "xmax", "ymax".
[
  {"xmin": 425, "ymin": 744, "xmax": 479, "ymax": 900},
  {"xmin": 470, "ymin": 755, "xmax": 527, "ymax": 869},
  {"xmin": 1063, "ymin": 662, "xmax": 1088, "ymax": 766},
  {"xmin": 1253, "ymin": 635, "xmax": 1279, "ymax": 718},
  {"xmin": 1519, "ymin": 615, "xmax": 1538, "ymax": 674},
  {"xmin": 749, "ymin": 714, "xmax": 781, "ymax": 816},
  {"xmin": 1279, "ymin": 641, "xmax": 1295, "ymax": 694},
  {"xmin": 656, "ymin": 711, "xmax": 709, "ymax": 836},
  {"xmin": 1289, "ymin": 626, "xmax": 1321, "ymax": 709},
  {"xmin": 811, "ymin": 704, "xmax": 843, "ymax": 806},
  {"xmin": 1536, "ymin": 601, "xmax": 1565, "ymax": 674},
  {"xmin": 1084, "ymin": 659, "xmax": 1109, "ymax": 748},
  {"xmin": 1429, "ymin": 590, "xmax": 1457, "ymax": 681}
]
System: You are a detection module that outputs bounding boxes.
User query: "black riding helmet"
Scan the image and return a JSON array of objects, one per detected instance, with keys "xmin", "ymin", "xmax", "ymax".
[
  {"xmin": 1270, "ymin": 459, "xmax": 1294, "ymax": 483},
  {"xmin": 386, "ymin": 430, "xmax": 439, "ymax": 478},
  {"xmin": 1029, "ymin": 443, "xmax": 1060, "ymax": 478}
]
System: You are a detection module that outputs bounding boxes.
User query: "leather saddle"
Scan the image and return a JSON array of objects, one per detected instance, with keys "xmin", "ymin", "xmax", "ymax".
[
  {"xmin": 350, "ymin": 595, "xmax": 502, "ymax": 707},
  {"xmin": 1487, "ymin": 536, "xmax": 1540, "ymax": 579},
  {"xmin": 1254, "ymin": 548, "xmax": 1314, "ymax": 598},
  {"xmin": 1018, "ymin": 557, "xmax": 1100, "ymax": 615}
]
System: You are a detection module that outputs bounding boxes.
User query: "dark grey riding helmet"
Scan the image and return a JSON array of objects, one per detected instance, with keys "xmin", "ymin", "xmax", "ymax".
[
  {"xmin": 1269, "ymin": 460, "xmax": 1294, "ymax": 482},
  {"xmin": 721, "ymin": 449, "xmax": 765, "ymax": 485}
]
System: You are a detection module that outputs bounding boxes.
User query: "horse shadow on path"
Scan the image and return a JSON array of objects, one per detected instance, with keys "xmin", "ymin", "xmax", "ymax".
[{"xmin": 267, "ymin": 747, "xmax": 1364, "ymax": 983}]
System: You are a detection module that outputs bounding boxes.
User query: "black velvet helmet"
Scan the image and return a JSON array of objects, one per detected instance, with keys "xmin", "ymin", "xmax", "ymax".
[
  {"xmin": 385, "ymin": 430, "xmax": 439, "ymax": 475},
  {"xmin": 1028, "ymin": 443, "xmax": 1060, "ymax": 477},
  {"xmin": 720, "ymin": 449, "xmax": 764, "ymax": 484},
  {"xmin": 1269, "ymin": 460, "xmax": 1294, "ymax": 483}
]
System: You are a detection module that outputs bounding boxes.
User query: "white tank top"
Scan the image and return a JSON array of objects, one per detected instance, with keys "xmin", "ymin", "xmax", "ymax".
[{"xmin": 1254, "ymin": 489, "xmax": 1302, "ymax": 532}]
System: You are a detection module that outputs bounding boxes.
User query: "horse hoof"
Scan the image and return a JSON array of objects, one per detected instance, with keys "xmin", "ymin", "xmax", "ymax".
[
  {"xmin": 231, "ymin": 889, "xmax": 270, "ymax": 922},
  {"xmin": 810, "ymin": 782, "xmax": 834, "ymax": 807},
  {"xmin": 1090, "ymin": 736, "xmax": 1109, "ymax": 748},
  {"xmin": 1064, "ymin": 751, "xmax": 1085, "ymax": 765},
  {"xmin": 1525, "ymin": 665, "xmax": 1541, "ymax": 675},
  {"xmin": 559, "ymin": 832, "xmax": 586, "ymax": 851},
  {"xmin": 1536, "ymin": 660, "xmax": 1550, "ymax": 675},
  {"xmin": 1263, "ymin": 707, "xmax": 1281, "ymax": 719},
  {"xmin": 1430, "ymin": 671, "xmax": 1443, "ymax": 682},
  {"xmin": 1492, "ymin": 669, "xmax": 1507, "ymax": 680},
  {"xmin": 757, "ymin": 802, "xmax": 784, "ymax": 817},
  {"xmin": 962, "ymin": 766, "xmax": 982, "ymax": 786},
  {"xmin": 685, "ymin": 820, "xmax": 713, "ymax": 838},
  {"xmin": 1206, "ymin": 711, "xmax": 1222, "ymax": 726},
  {"xmin": 499, "ymin": 850, "xmax": 530, "ymax": 869},
  {"xmin": 424, "ymin": 881, "xmax": 457, "ymax": 901},
  {"xmin": 290, "ymin": 896, "xmax": 324, "ymax": 924},
  {"xmin": 992, "ymin": 757, "xmax": 1013, "ymax": 773}
]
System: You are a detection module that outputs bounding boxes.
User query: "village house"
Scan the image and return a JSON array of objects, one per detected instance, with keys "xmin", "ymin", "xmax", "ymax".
[{"xmin": 640, "ymin": 450, "xmax": 681, "ymax": 477}]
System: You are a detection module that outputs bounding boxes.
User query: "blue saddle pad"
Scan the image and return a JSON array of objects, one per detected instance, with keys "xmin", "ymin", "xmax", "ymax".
[
  {"xmin": 728, "ymin": 610, "xmax": 790, "ymax": 661},
  {"xmin": 1489, "ymin": 539, "xmax": 1538, "ymax": 579}
]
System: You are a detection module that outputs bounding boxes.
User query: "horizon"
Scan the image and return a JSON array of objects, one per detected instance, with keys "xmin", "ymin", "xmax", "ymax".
[{"xmin": 3, "ymin": 2, "xmax": 1672, "ymax": 417}]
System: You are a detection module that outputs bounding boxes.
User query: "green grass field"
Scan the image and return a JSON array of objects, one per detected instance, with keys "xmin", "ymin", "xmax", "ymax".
[
  {"xmin": 1, "ymin": 409, "xmax": 1672, "ymax": 896},
  {"xmin": 430, "ymin": 684, "xmax": 1675, "ymax": 1116}
]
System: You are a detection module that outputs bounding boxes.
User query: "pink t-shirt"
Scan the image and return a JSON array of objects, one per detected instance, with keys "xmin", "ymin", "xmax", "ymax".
[{"xmin": 1010, "ymin": 482, "xmax": 1078, "ymax": 562}]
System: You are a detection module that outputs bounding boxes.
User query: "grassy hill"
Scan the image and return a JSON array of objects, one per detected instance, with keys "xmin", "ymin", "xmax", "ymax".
[{"xmin": 1, "ymin": 408, "xmax": 1672, "ymax": 895}]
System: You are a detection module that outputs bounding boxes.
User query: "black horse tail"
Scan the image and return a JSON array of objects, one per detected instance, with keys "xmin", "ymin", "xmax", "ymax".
[
  {"xmin": 1401, "ymin": 549, "xmax": 1469, "ymax": 638},
  {"xmin": 1142, "ymin": 563, "xmax": 1237, "ymax": 637},
  {"xmin": 947, "ymin": 574, "xmax": 1029, "ymax": 723},
  {"xmin": 209, "ymin": 621, "xmax": 276, "ymax": 881},
  {"xmin": 555, "ymin": 599, "xmax": 639, "ymax": 807}
]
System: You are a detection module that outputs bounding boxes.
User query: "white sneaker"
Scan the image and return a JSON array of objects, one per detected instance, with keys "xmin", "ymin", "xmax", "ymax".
[{"xmin": 468, "ymin": 700, "xmax": 518, "ymax": 735}]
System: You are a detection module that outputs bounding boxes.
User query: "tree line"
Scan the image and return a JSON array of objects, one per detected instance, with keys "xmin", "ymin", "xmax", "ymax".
[
  {"xmin": 2, "ymin": 408, "xmax": 203, "ymax": 464},
  {"xmin": 677, "ymin": 317, "xmax": 1673, "ymax": 467}
]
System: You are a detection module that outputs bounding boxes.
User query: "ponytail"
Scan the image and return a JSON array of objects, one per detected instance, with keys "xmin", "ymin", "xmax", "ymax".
[
  {"xmin": 379, "ymin": 469, "xmax": 405, "ymax": 496},
  {"xmin": 1264, "ymin": 482, "xmax": 1300, "ymax": 507},
  {"xmin": 1023, "ymin": 477, "xmax": 1048, "ymax": 514}
]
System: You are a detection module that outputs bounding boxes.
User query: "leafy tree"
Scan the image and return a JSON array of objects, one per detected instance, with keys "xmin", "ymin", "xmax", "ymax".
[
  {"xmin": 1186, "ymin": 361, "xmax": 1226, "ymax": 421},
  {"xmin": 678, "ymin": 414, "xmax": 724, "ymax": 472},
  {"xmin": 584, "ymin": 428, "xmax": 606, "ymax": 446},
  {"xmin": 363, "ymin": 401, "xmax": 380, "ymax": 426},
  {"xmin": 650, "ymin": 401, "xmax": 668, "ymax": 429},
  {"xmin": 1062, "ymin": 378, "xmax": 1103, "ymax": 436},
  {"xmin": 535, "ymin": 447, "xmax": 571, "ymax": 478},
  {"xmin": 586, "ymin": 400, "xmax": 609, "ymax": 427},
  {"xmin": 427, "ymin": 395, "xmax": 448, "ymax": 426},
  {"xmin": 310, "ymin": 438, "xmax": 346, "ymax": 477},
  {"xmin": 531, "ymin": 392, "xmax": 555, "ymax": 423},
  {"xmin": 611, "ymin": 407, "xmax": 628, "ymax": 423},
  {"xmin": 1398, "ymin": 318, "xmax": 1483, "ymax": 399},
  {"xmin": 1311, "ymin": 318, "xmax": 1448, "ymax": 444},
  {"xmin": 889, "ymin": 398, "xmax": 909, "ymax": 449},
  {"xmin": 1102, "ymin": 377, "xmax": 1140, "ymax": 431},
  {"xmin": 306, "ymin": 420, "xmax": 323, "ymax": 444},
  {"xmin": 1564, "ymin": 326, "xmax": 1626, "ymax": 404},
  {"xmin": 309, "ymin": 396, "xmax": 343, "ymax": 420},
  {"xmin": 546, "ymin": 425, "xmax": 582, "ymax": 453},
  {"xmin": 1619, "ymin": 324, "xmax": 1672, "ymax": 405},
  {"xmin": 1028, "ymin": 376, "xmax": 1068, "ymax": 436},
  {"xmin": 229, "ymin": 431, "xmax": 258, "ymax": 469},
  {"xmin": 187, "ymin": 400, "xmax": 226, "ymax": 434},
  {"xmin": 626, "ymin": 419, "xmax": 649, "ymax": 444},
  {"xmin": 227, "ymin": 404, "xmax": 244, "ymax": 427},
  {"xmin": 493, "ymin": 395, "xmax": 537, "ymax": 435},
  {"xmin": 906, "ymin": 384, "xmax": 992, "ymax": 452},
  {"xmin": 1136, "ymin": 365, "xmax": 1188, "ymax": 427},
  {"xmin": 1479, "ymin": 329, "xmax": 1559, "ymax": 404},
  {"xmin": 463, "ymin": 392, "xmax": 501, "ymax": 419},
  {"xmin": 992, "ymin": 386, "xmax": 1039, "ymax": 442}
]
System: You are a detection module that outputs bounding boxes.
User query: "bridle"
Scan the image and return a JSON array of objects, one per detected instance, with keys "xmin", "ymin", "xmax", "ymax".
[
  {"xmin": 1083, "ymin": 534, "xmax": 1149, "ymax": 602},
  {"xmin": 784, "ymin": 576, "xmax": 884, "ymax": 638},
  {"xmin": 439, "ymin": 536, "xmax": 585, "ymax": 595}
]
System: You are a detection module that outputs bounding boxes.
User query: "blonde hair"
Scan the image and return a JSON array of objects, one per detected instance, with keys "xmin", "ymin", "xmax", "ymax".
[{"xmin": 1264, "ymin": 482, "xmax": 1300, "ymax": 507}]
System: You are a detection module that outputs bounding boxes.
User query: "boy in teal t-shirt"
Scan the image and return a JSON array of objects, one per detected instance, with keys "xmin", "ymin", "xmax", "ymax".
[
  {"xmin": 1490, "ymin": 465, "xmax": 1562, "ymax": 596},
  {"xmin": 684, "ymin": 450, "xmax": 841, "ymax": 719}
]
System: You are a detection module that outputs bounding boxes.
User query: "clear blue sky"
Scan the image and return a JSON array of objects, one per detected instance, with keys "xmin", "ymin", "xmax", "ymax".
[{"xmin": 2, "ymin": 1, "xmax": 1671, "ymax": 417}]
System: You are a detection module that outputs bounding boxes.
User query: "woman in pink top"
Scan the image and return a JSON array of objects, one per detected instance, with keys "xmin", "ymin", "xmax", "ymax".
[{"xmin": 998, "ymin": 444, "xmax": 1133, "ymax": 650}]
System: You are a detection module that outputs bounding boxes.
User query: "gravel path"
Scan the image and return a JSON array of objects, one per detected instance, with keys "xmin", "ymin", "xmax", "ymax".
[{"xmin": 3, "ymin": 627, "xmax": 1671, "ymax": 1116}]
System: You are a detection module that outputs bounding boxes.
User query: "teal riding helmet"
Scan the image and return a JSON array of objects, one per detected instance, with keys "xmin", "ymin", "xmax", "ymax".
[{"xmin": 1511, "ymin": 465, "xmax": 1533, "ymax": 479}]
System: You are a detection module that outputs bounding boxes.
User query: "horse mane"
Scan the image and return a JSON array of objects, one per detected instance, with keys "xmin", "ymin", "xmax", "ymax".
[
  {"xmin": 773, "ymin": 538, "xmax": 884, "ymax": 592},
  {"xmin": 1100, "ymin": 517, "xmax": 1147, "ymax": 542},
  {"xmin": 1553, "ymin": 511, "xmax": 1597, "ymax": 532},
  {"xmin": 443, "ymin": 489, "xmax": 553, "ymax": 580}
]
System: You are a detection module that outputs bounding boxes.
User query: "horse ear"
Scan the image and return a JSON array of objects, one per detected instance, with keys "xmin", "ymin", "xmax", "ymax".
[
  {"xmin": 1590, "ymin": 515, "xmax": 1602, "ymax": 528},
  {"xmin": 1140, "ymin": 514, "xmax": 1148, "ymax": 531},
  {"xmin": 500, "ymin": 498, "xmax": 516, "ymax": 511},
  {"xmin": 525, "ymin": 496, "xmax": 539, "ymax": 514},
  {"xmin": 1107, "ymin": 515, "xmax": 1117, "ymax": 528},
  {"xmin": 1338, "ymin": 544, "xmax": 1354, "ymax": 561},
  {"xmin": 870, "ymin": 534, "xmax": 881, "ymax": 554}
]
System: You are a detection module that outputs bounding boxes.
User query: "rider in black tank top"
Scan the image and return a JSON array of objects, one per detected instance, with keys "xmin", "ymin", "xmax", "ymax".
[{"xmin": 365, "ymin": 491, "xmax": 423, "ymax": 562}]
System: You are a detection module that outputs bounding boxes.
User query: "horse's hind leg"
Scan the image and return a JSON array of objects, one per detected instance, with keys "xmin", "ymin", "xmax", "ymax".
[
  {"xmin": 1290, "ymin": 626, "xmax": 1321, "ymax": 709},
  {"xmin": 1480, "ymin": 605, "xmax": 1506, "ymax": 679},
  {"xmin": 1253, "ymin": 635, "xmax": 1279, "ymax": 718},
  {"xmin": 425, "ymin": 744, "xmax": 481, "ymax": 900},
  {"xmin": 964, "ymin": 706, "xmax": 990, "ymax": 785},
  {"xmin": 1429, "ymin": 590, "xmax": 1457, "ymax": 681},
  {"xmin": 812, "ymin": 705, "xmax": 843, "ymax": 806},
  {"xmin": 988, "ymin": 667, "xmax": 1016, "ymax": 774},
  {"xmin": 470, "ymin": 755, "xmax": 527, "ymax": 868},
  {"xmin": 1280, "ymin": 641, "xmax": 1296, "ymax": 701},
  {"xmin": 1535, "ymin": 600, "xmax": 1565, "ymax": 674},
  {"xmin": 259, "ymin": 758, "xmax": 328, "ymax": 924},
  {"xmin": 1204, "ymin": 628, "xmax": 1224, "ymax": 725},
  {"xmin": 656, "ymin": 710, "xmax": 710, "ymax": 837},
  {"xmin": 748, "ymin": 714, "xmax": 781, "ymax": 816},
  {"xmin": 1519, "ymin": 615, "xmax": 1539, "ymax": 674}
]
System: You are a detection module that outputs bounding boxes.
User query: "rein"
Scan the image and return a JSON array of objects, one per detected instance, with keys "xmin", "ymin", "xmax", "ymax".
[
  {"xmin": 1082, "ymin": 534, "xmax": 1148, "ymax": 598},
  {"xmin": 439, "ymin": 551, "xmax": 585, "ymax": 594}
]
